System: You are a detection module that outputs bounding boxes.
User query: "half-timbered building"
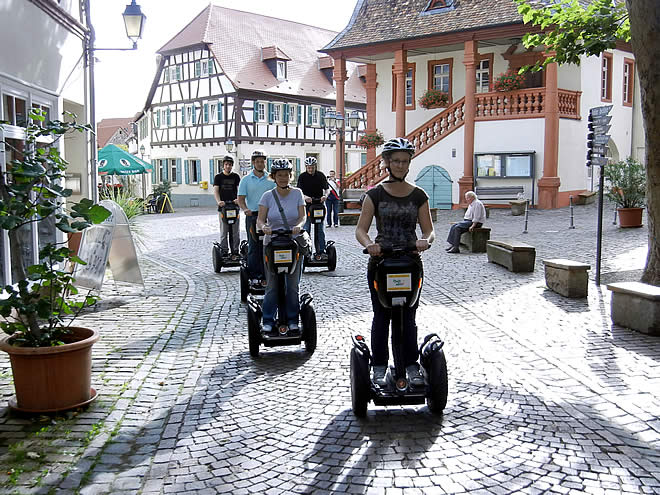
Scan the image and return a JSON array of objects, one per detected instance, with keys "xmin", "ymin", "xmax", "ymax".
[
  {"xmin": 321, "ymin": 0, "xmax": 644, "ymax": 209},
  {"xmin": 136, "ymin": 5, "xmax": 367, "ymax": 208}
]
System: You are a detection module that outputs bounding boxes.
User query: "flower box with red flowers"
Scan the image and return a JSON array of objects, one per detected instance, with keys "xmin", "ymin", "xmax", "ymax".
[
  {"xmin": 492, "ymin": 69, "xmax": 526, "ymax": 92},
  {"xmin": 418, "ymin": 89, "xmax": 449, "ymax": 109},
  {"xmin": 356, "ymin": 131, "xmax": 385, "ymax": 150}
]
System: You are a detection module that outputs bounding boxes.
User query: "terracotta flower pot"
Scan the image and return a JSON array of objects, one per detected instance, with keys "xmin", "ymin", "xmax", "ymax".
[
  {"xmin": 0, "ymin": 327, "xmax": 99, "ymax": 412},
  {"xmin": 617, "ymin": 207, "xmax": 644, "ymax": 228}
]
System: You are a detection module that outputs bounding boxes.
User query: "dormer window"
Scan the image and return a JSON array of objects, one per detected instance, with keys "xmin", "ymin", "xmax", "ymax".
[
  {"xmin": 425, "ymin": 0, "xmax": 455, "ymax": 12},
  {"xmin": 277, "ymin": 60, "xmax": 287, "ymax": 80},
  {"xmin": 262, "ymin": 46, "xmax": 291, "ymax": 80}
]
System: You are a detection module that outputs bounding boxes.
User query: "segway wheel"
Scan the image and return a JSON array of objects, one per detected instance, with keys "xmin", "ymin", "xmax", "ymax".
[
  {"xmin": 212, "ymin": 244, "xmax": 223, "ymax": 273},
  {"xmin": 426, "ymin": 349, "xmax": 448, "ymax": 414},
  {"xmin": 240, "ymin": 267, "xmax": 249, "ymax": 302},
  {"xmin": 247, "ymin": 308, "xmax": 261, "ymax": 358},
  {"xmin": 326, "ymin": 244, "xmax": 337, "ymax": 272},
  {"xmin": 350, "ymin": 347, "xmax": 370, "ymax": 417},
  {"xmin": 300, "ymin": 303, "xmax": 317, "ymax": 354}
]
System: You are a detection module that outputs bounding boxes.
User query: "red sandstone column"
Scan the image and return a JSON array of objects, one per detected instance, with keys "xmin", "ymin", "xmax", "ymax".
[
  {"xmin": 459, "ymin": 40, "xmax": 478, "ymax": 208},
  {"xmin": 393, "ymin": 48, "xmax": 407, "ymax": 137},
  {"xmin": 365, "ymin": 64, "xmax": 378, "ymax": 163},
  {"xmin": 333, "ymin": 56, "xmax": 348, "ymax": 182},
  {"xmin": 538, "ymin": 60, "xmax": 560, "ymax": 209}
]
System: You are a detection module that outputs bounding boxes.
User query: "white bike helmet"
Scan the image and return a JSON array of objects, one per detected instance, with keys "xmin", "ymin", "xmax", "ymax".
[
  {"xmin": 304, "ymin": 157, "xmax": 318, "ymax": 167},
  {"xmin": 382, "ymin": 137, "xmax": 415, "ymax": 157},
  {"xmin": 271, "ymin": 158, "xmax": 293, "ymax": 171},
  {"xmin": 251, "ymin": 149, "xmax": 267, "ymax": 161}
]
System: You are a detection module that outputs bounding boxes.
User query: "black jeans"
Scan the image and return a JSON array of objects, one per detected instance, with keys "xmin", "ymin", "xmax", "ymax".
[{"xmin": 367, "ymin": 260, "xmax": 421, "ymax": 367}]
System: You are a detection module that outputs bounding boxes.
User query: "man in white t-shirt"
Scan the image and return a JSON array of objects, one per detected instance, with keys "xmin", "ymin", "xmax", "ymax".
[{"xmin": 446, "ymin": 191, "xmax": 486, "ymax": 253}]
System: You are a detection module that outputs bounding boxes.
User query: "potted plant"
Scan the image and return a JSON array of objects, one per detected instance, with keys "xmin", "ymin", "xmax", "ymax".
[
  {"xmin": 418, "ymin": 88, "xmax": 449, "ymax": 109},
  {"xmin": 492, "ymin": 68, "xmax": 526, "ymax": 92},
  {"xmin": 604, "ymin": 157, "xmax": 646, "ymax": 228},
  {"xmin": 356, "ymin": 131, "xmax": 385, "ymax": 150},
  {"xmin": 0, "ymin": 110, "xmax": 110, "ymax": 412}
]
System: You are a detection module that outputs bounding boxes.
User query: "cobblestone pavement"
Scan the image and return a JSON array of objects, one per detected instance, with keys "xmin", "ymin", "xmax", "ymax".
[{"xmin": 0, "ymin": 200, "xmax": 658, "ymax": 494}]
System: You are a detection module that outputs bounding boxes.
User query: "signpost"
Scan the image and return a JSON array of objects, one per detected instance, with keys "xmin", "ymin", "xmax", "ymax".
[{"xmin": 587, "ymin": 105, "xmax": 613, "ymax": 285}]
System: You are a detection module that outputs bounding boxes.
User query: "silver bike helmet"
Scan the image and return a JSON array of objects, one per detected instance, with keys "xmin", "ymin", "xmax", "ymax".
[
  {"xmin": 222, "ymin": 155, "xmax": 234, "ymax": 163},
  {"xmin": 382, "ymin": 137, "xmax": 415, "ymax": 157},
  {"xmin": 304, "ymin": 157, "xmax": 318, "ymax": 167},
  {"xmin": 271, "ymin": 158, "xmax": 293, "ymax": 171}
]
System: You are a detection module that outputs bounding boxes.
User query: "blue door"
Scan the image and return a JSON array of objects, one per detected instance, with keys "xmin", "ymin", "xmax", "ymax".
[{"xmin": 415, "ymin": 165, "xmax": 453, "ymax": 209}]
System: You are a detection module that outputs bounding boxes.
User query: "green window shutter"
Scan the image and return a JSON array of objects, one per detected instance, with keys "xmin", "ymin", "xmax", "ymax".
[
  {"xmin": 181, "ymin": 108, "xmax": 185, "ymax": 125},
  {"xmin": 151, "ymin": 159, "xmax": 156, "ymax": 183},
  {"xmin": 203, "ymin": 104, "xmax": 209, "ymax": 123},
  {"xmin": 209, "ymin": 159, "xmax": 215, "ymax": 181},
  {"xmin": 283, "ymin": 104, "xmax": 289, "ymax": 123},
  {"xmin": 218, "ymin": 102, "xmax": 224, "ymax": 122},
  {"xmin": 155, "ymin": 110, "xmax": 160, "ymax": 128},
  {"xmin": 195, "ymin": 61, "xmax": 201, "ymax": 77},
  {"xmin": 166, "ymin": 108, "xmax": 171, "ymax": 126},
  {"xmin": 208, "ymin": 59, "xmax": 214, "ymax": 74},
  {"xmin": 295, "ymin": 158, "xmax": 300, "ymax": 175},
  {"xmin": 320, "ymin": 107, "xmax": 326, "ymax": 127},
  {"xmin": 253, "ymin": 101, "xmax": 258, "ymax": 122},
  {"xmin": 268, "ymin": 103, "xmax": 274, "ymax": 123},
  {"xmin": 162, "ymin": 159, "xmax": 169, "ymax": 181},
  {"xmin": 192, "ymin": 105, "xmax": 197, "ymax": 124},
  {"xmin": 306, "ymin": 106, "xmax": 312, "ymax": 126},
  {"xmin": 267, "ymin": 158, "xmax": 273, "ymax": 172},
  {"xmin": 176, "ymin": 159, "xmax": 182, "ymax": 184},
  {"xmin": 184, "ymin": 160, "xmax": 190, "ymax": 184},
  {"xmin": 176, "ymin": 65, "xmax": 181, "ymax": 80},
  {"xmin": 297, "ymin": 105, "xmax": 302, "ymax": 124}
]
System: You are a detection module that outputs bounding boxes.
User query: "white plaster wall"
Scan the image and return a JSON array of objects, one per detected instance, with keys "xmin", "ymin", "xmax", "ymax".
[
  {"xmin": 630, "ymin": 63, "xmax": 645, "ymax": 164},
  {"xmin": 558, "ymin": 118, "xmax": 590, "ymax": 192},
  {"xmin": 557, "ymin": 63, "xmax": 582, "ymax": 92}
]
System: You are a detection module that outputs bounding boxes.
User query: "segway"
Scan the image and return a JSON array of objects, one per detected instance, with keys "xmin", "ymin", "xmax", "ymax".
[
  {"xmin": 246, "ymin": 229, "xmax": 317, "ymax": 357},
  {"xmin": 213, "ymin": 200, "xmax": 243, "ymax": 273},
  {"xmin": 350, "ymin": 245, "xmax": 448, "ymax": 416},
  {"xmin": 239, "ymin": 227, "xmax": 265, "ymax": 303},
  {"xmin": 303, "ymin": 197, "xmax": 336, "ymax": 272}
]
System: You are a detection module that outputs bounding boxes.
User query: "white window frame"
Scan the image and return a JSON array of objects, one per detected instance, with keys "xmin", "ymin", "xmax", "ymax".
[
  {"xmin": 257, "ymin": 101, "xmax": 266, "ymax": 123},
  {"xmin": 201, "ymin": 60, "xmax": 210, "ymax": 77},
  {"xmin": 169, "ymin": 159, "xmax": 177, "ymax": 184},
  {"xmin": 272, "ymin": 103, "xmax": 282, "ymax": 123},
  {"xmin": 185, "ymin": 104, "xmax": 194, "ymax": 126},
  {"xmin": 476, "ymin": 59, "xmax": 491, "ymax": 93},
  {"xmin": 210, "ymin": 102, "xmax": 218, "ymax": 123},
  {"xmin": 311, "ymin": 105, "xmax": 320, "ymax": 127},
  {"xmin": 277, "ymin": 60, "xmax": 286, "ymax": 80},
  {"xmin": 601, "ymin": 55, "xmax": 611, "ymax": 100},
  {"xmin": 432, "ymin": 63, "xmax": 451, "ymax": 93},
  {"xmin": 287, "ymin": 104, "xmax": 297, "ymax": 125},
  {"xmin": 405, "ymin": 68, "xmax": 414, "ymax": 107},
  {"xmin": 189, "ymin": 159, "xmax": 201, "ymax": 184}
]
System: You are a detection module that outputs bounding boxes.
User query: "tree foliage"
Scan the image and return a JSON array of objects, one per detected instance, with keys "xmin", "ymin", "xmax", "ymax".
[{"xmin": 515, "ymin": 0, "xmax": 630, "ymax": 66}]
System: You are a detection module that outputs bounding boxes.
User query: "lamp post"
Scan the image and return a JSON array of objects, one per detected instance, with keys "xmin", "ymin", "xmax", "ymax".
[
  {"xmin": 139, "ymin": 144, "xmax": 146, "ymax": 160},
  {"xmin": 226, "ymin": 139, "xmax": 235, "ymax": 153},
  {"xmin": 323, "ymin": 110, "xmax": 360, "ymax": 207},
  {"xmin": 84, "ymin": 0, "xmax": 147, "ymax": 203}
]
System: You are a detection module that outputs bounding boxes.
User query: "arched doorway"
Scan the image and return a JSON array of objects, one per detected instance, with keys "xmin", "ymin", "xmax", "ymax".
[{"xmin": 415, "ymin": 165, "xmax": 453, "ymax": 209}]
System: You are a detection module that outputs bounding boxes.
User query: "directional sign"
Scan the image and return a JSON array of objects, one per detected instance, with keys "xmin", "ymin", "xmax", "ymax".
[
  {"xmin": 594, "ymin": 124, "xmax": 611, "ymax": 135},
  {"xmin": 594, "ymin": 134, "xmax": 610, "ymax": 145},
  {"xmin": 590, "ymin": 156, "xmax": 609, "ymax": 167},
  {"xmin": 592, "ymin": 115, "xmax": 612, "ymax": 127},
  {"xmin": 590, "ymin": 105, "xmax": 613, "ymax": 117},
  {"xmin": 593, "ymin": 144, "xmax": 608, "ymax": 155}
]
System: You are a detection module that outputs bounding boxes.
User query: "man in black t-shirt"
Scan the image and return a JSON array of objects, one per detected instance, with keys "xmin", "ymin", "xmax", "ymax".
[
  {"xmin": 297, "ymin": 157, "xmax": 329, "ymax": 253},
  {"xmin": 213, "ymin": 155, "xmax": 241, "ymax": 256}
]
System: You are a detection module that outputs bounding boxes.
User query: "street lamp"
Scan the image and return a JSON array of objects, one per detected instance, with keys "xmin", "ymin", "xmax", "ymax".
[
  {"xmin": 226, "ymin": 139, "xmax": 235, "ymax": 153},
  {"xmin": 324, "ymin": 109, "xmax": 359, "ymax": 202},
  {"xmin": 139, "ymin": 144, "xmax": 146, "ymax": 159},
  {"xmin": 84, "ymin": 0, "xmax": 147, "ymax": 202}
]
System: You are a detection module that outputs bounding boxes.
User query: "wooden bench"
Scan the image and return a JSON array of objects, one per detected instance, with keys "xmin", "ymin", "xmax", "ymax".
[
  {"xmin": 607, "ymin": 282, "xmax": 660, "ymax": 336},
  {"xmin": 574, "ymin": 190, "xmax": 597, "ymax": 205},
  {"xmin": 339, "ymin": 212, "xmax": 360, "ymax": 226},
  {"xmin": 475, "ymin": 186, "xmax": 524, "ymax": 201},
  {"xmin": 543, "ymin": 259, "xmax": 590, "ymax": 298},
  {"xmin": 459, "ymin": 227, "xmax": 491, "ymax": 253},
  {"xmin": 486, "ymin": 239, "xmax": 536, "ymax": 272}
]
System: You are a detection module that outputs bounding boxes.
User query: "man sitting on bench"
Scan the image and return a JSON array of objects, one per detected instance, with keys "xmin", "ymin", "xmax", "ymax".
[{"xmin": 446, "ymin": 191, "xmax": 486, "ymax": 253}]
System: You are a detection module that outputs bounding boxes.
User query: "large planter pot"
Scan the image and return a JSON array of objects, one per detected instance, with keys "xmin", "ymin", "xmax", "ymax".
[
  {"xmin": 617, "ymin": 207, "xmax": 644, "ymax": 228},
  {"xmin": 0, "ymin": 327, "xmax": 99, "ymax": 413}
]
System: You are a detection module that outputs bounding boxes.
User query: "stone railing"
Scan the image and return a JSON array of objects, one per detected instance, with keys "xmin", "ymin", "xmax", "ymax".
[
  {"xmin": 343, "ymin": 87, "xmax": 581, "ymax": 190},
  {"xmin": 344, "ymin": 98, "xmax": 466, "ymax": 190}
]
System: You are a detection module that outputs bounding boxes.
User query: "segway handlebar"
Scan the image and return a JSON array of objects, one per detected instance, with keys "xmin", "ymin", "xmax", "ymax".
[{"xmin": 362, "ymin": 242, "xmax": 420, "ymax": 255}]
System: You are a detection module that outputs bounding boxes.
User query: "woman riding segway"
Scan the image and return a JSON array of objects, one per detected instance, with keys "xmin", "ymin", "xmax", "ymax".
[{"xmin": 352, "ymin": 137, "xmax": 447, "ymax": 415}]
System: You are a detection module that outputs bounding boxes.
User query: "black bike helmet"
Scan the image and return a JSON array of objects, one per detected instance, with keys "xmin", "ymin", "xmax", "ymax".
[
  {"xmin": 251, "ymin": 149, "xmax": 267, "ymax": 161},
  {"xmin": 382, "ymin": 137, "xmax": 415, "ymax": 183},
  {"xmin": 271, "ymin": 158, "xmax": 293, "ymax": 171},
  {"xmin": 304, "ymin": 157, "xmax": 318, "ymax": 167},
  {"xmin": 222, "ymin": 155, "xmax": 234, "ymax": 163},
  {"xmin": 382, "ymin": 137, "xmax": 415, "ymax": 158}
]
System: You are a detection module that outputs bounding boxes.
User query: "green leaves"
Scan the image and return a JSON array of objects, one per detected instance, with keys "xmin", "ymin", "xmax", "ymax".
[{"xmin": 515, "ymin": 0, "xmax": 630, "ymax": 70}]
